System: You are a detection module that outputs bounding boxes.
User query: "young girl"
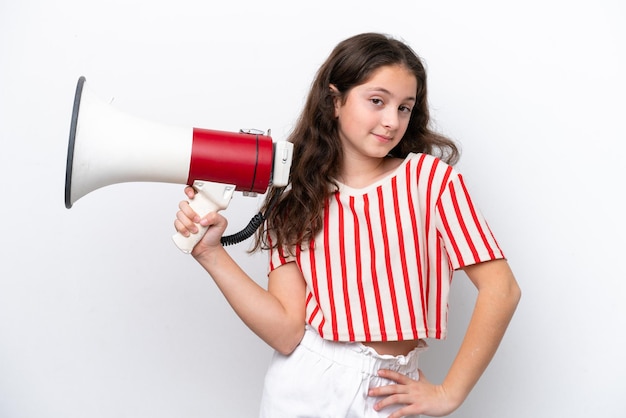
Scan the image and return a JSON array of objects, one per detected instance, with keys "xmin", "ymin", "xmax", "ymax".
[{"xmin": 175, "ymin": 32, "xmax": 521, "ymax": 418}]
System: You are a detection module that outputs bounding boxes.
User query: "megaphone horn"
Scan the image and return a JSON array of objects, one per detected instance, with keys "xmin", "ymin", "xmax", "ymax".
[{"xmin": 65, "ymin": 76, "xmax": 293, "ymax": 253}]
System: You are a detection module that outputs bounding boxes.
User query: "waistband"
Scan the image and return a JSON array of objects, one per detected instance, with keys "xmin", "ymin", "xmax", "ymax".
[{"xmin": 298, "ymin": 326, "xmax": 428, "ymax": 376}]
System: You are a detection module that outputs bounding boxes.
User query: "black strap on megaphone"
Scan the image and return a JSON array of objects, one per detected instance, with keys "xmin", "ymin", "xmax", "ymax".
[{"xmin": 220, "ymin": 187, "xmax": 284, "ymax": 246}]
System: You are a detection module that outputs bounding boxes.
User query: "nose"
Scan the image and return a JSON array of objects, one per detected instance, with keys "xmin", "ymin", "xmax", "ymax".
[{"xmin": 381, "ymin": 107, "xmax": 399, "ymax": 130}]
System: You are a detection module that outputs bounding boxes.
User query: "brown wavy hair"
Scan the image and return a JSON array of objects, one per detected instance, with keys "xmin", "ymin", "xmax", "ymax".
[{"xmin": 252, "ymin": 32, "xmax": 459, "ymax": 254}]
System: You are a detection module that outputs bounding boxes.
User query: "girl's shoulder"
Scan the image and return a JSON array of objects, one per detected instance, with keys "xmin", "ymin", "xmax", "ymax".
[
  {"xmin": 405, "ymin": 152, "xmax": 456, "ymax": 176},
  {"xmin": 406, "ymin": 151, "xmax": 450, "ymax": 165},
  {"xmin": 404, "ymin": 153, "xmax": 464, "ymax": 197}
]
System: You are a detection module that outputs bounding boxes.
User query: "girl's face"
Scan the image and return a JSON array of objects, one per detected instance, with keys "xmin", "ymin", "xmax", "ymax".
[{"xmin": 333, "ymin": 64, "xmax": 417, "ymax": 160}]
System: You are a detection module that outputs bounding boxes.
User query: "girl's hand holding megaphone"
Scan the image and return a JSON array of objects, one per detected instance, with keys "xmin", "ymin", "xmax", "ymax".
[{"xmin": 175, "ymin": 186, "xmax": 229, "ymax": 259}]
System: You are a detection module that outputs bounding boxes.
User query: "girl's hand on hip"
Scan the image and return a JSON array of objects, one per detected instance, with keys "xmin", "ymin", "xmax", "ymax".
[{"xmin": 368, "ymin": 369, "xmax": 459, "ymax": 417}]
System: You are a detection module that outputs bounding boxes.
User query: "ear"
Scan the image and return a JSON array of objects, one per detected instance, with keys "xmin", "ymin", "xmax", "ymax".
[{"xmin": 329, "ymin": 84, "xmax": 340, "ymax": 117}]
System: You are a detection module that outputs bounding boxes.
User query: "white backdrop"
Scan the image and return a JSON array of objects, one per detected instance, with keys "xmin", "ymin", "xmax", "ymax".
[{"xmin": 1, "ymin": 1, "xmax": 625, "ymax": 417}]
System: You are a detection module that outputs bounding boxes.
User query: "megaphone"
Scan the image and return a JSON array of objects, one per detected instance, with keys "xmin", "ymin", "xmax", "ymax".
[{"xmin": 65, "ymin": 76, "xmax": 293, "ymax": 253}]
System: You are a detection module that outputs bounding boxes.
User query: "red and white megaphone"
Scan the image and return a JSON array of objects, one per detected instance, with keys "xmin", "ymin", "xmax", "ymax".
[{"xmin": 65, "ymin": 76, "xmax": 293, "ymax": 253}]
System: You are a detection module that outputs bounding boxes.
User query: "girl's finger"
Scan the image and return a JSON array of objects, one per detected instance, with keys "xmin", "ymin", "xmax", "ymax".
[
  {"xmin": 377, "ymin": 369, "xmax": 412, "ymax": 384},
  {"xmin": 184, "ymin": 186, "xmax": 196, "ymax": 199},
  {"xmin": 178, "ymin": 200, "xmax": 201, "ymax": 223},
  {"xmin": 176, "ymin": 210, "xmax": 199, "ymax": 234},
  {"xmin": 174, "ymin": 219, "xmax": 191, "ymax": 237}
]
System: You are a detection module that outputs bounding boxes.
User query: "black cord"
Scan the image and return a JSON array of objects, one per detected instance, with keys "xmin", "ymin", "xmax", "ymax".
[
  {"xmin": 220, "ymin": 212, "xmax": 265, "ymax": 246},
  {"xmin": 220, "ymin": 187, "xmax": 284, "ymax": 246}
]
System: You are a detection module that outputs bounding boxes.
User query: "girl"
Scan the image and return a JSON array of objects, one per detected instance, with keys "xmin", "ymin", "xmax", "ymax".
[{"xmin": 175, "ymin": 32, "xmax": 521, "ymax": 417}]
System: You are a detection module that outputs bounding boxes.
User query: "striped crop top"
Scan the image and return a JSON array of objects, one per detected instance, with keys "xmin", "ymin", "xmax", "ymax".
[{"xmin": 269, "ymin": 153, "xmax": 504, "ymax": 342}]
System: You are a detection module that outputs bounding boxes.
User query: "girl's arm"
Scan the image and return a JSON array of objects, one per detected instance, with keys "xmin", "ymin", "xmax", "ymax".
[
  {"xmin": 175, "ymin": 189, "xmax": 307, "ymax": 355},
  {"xmin": 370, "ymin": 258, "xmax": 521, "ymax": 417},
  {"xmin": 440, "ymin": 258, "xmax": 521, "ymax": 409}
]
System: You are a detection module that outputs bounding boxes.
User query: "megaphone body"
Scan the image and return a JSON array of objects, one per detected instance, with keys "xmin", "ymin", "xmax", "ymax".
[{"xmin": 65, "ymin": 76, "xmax": 293, "ymax": 253}]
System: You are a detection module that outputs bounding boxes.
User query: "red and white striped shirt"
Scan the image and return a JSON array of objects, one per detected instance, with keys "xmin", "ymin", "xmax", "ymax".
[{"xmin": 269, "ymin": 153, "xmax": 504, "ymax": 342}]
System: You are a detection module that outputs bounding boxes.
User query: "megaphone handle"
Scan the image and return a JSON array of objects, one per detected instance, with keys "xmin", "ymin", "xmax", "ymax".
[{"xmin": 172, "ymin": 180, "xmax": 236, "ymax": 254}]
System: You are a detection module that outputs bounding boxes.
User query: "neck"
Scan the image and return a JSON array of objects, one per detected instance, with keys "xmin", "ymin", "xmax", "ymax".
[{"xmin": 338, "ymin": 154, "xmax": 401, "ymax": 189}]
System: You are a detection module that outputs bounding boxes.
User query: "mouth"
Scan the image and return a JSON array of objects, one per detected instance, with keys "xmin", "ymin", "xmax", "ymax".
[{"xmin": 373, "ymin": 133, "xmax": 393, "ymax": 142}]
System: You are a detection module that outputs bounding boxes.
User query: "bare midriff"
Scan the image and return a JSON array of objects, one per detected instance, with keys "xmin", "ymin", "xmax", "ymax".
[{"xmin": 362, "ymin": 339, "xmax": 422, "ymax": 356}]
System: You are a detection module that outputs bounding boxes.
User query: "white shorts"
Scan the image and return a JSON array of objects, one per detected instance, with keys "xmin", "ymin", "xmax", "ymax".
[{"xmin": 259, "ymin": 326, "xmax": 428, "ymax": 418}]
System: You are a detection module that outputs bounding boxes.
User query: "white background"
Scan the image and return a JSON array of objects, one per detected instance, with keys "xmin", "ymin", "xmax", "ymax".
[{"xmin": 1, "ymin": 1, "xmax": 625, "ymax": 417}]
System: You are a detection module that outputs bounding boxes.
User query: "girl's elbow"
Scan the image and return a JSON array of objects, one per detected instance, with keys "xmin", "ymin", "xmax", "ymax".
[
  {"xmin": 510, "ymin": 279, "xmax": 522, "ymax": 305},
  {"xmin": 275, "ymin": 342, "xmax": 298, "ymax": 356},
  {"xmin": 504, "ymin": 280, "xmax": 522, "ymax": 314},
  {"xmin": 514, "ymin": 282, "xmax": 522, "ymax": 302},
  {"xmin": 273, "ymin": 324, "xmax": 305, "ymax": 356}
]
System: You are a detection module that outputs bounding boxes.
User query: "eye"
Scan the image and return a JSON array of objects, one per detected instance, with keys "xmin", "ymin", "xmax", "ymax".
[
  {"xmin": 399, "ymin": 105, "xmax": 412, "ymax": 113},
  {"xmin": 371, "ymin": 98, "xmax": 384, "ymax": 106}
]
